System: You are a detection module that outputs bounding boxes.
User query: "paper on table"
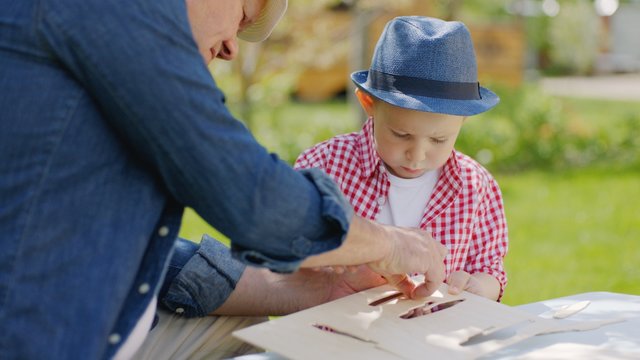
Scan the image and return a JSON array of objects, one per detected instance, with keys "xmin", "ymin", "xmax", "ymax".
[{"xmin": 233, "ymin": 279, "xmax": 543, "ymax": 360}]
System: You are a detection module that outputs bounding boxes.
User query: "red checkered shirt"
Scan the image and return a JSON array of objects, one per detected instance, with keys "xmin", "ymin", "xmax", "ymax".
[{"xmin": 294, "ymin": 118, "xmax": 508, "ymax": 298}]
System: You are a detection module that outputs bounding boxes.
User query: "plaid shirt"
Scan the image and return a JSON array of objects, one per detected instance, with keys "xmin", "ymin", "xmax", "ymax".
[{"xmin": 295, "ymin": 118, "xmax": 508, "ymax": 297}]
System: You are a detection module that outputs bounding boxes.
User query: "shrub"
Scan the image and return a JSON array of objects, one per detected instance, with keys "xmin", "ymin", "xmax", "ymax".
[{"xmin": 456, "ymin": 84, "xmax": 640, "ymax": 172}]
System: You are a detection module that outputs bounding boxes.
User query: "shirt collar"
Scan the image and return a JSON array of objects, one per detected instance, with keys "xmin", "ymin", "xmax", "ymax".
[
  {"xmin": 358, "ymin": 117, "xmax": 382, "ymax": 178},
  {"xmin": 441, "ymin": 150, "xmax": 462, "ymax": 192}
]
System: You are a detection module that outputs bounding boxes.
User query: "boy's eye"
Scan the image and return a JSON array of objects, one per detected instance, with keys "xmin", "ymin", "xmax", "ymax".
[
  {"xmin": 391, "ymin": 131, "xmax": 410, "ymax": 139},
  {"xmin": 431, "ymin": 137, "xmax": 447, "ymax": 144}
]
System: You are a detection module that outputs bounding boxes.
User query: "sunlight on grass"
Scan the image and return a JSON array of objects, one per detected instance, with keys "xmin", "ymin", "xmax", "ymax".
[{"xmin": 498, "ymin": 168, "xmax": 640, "ymax": 305}]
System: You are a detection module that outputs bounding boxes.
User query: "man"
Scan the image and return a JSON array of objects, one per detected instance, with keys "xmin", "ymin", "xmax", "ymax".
[{"xmin": 0, "ymin": 0, "xmax": 446, "ymax": 359}]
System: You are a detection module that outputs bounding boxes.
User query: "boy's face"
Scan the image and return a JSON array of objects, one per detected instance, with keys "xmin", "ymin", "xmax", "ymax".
[{"xmin": 367, "ymin": 96, "xmax": 464, "ymax": 179}]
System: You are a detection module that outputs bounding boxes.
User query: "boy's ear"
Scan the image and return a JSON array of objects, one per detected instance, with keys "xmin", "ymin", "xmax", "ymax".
[{"xmin": 355, "ymin": 88, "xmax": 375, "ymax": 116}]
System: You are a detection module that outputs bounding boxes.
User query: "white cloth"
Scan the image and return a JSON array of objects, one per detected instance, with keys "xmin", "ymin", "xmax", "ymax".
[{"xmin": 376, "ymin": 168, "xmax": 440, "ymax": 228}]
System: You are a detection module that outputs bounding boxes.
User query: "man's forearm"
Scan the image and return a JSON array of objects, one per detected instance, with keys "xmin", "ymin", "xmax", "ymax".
[
  {"xmin": 300, "ymin": 216, "xmax": 388, "ymax": 268},
  {"xmin": 212, "ymin": 268, "xmax": 333, "ymax": 316},
  {"xmin": 212, "ymin": 265, "xmax": 387, "ymax": 316}
]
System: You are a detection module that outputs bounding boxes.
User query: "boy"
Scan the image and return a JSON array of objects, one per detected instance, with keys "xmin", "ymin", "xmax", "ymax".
[{"xmin": 295, "ymin": 16, "xmax": 508, "ymax": 301}]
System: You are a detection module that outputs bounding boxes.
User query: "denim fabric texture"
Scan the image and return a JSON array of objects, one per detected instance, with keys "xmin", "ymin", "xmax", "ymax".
[
  {"xmin": 161, "ymin": 236, "xmax": 247, "ymax": 318},
  {"xmin": 159, "ymin": 238, "xmax": 202, "ymax": 304},
  {"xmin": 0, "ymin": 0, "xmax": 352, "ymax": 359}
]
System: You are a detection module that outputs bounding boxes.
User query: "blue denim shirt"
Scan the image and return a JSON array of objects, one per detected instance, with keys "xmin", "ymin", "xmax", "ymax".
[{"xmin": 0, "ymin": 1, "xmax": 353, "ymax": 359}]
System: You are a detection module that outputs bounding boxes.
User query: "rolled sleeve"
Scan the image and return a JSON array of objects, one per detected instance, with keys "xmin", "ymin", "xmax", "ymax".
[
  {"xmin": 231, "ymin": 168, "xmax": 354, "ymax": 273},
  {"xmin": 160, "ymin": 236, "xmax": 246, "ymax": 317}
]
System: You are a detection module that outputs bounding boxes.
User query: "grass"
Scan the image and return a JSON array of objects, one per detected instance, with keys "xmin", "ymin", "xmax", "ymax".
[{"xmin": 497, "ymin": 168, "xmax": 640, "ymax": 305}]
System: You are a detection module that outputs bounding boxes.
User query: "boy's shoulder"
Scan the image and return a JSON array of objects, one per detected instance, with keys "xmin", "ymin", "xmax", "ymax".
[
  {"xmin": 296, "ymin": 130, "xmax": 363, "ymax": 168},
  {"xmin": 301, "ymin": 131, "xmax": 362, "ymax": 157},
  {"xmin": 453, "ymin": 150, "xmax": 498, "ymax": 187}
]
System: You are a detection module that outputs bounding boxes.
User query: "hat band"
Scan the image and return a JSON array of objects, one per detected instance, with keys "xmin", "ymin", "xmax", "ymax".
[{"xmin": 368, "ymin": 70, "xmax": 481, "ymax": 100}]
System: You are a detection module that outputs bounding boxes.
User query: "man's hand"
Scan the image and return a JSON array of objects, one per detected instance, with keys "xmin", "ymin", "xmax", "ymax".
[
  {"xmin": 320, "ymin": 265, "xmax": 388, "ymax": 302},
  {"xmin": 301, "ymin": 217, "xmax": 447, "ymax": 299},
  {"xmin": 367, "ymin": 225, "xmax": 447, "ymax": 299}
]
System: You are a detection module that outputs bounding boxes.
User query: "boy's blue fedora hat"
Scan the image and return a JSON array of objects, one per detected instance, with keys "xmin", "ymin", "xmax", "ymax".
[{"xmin": 351, "ymin": 16, "xmax": 499, "ymax": 116}]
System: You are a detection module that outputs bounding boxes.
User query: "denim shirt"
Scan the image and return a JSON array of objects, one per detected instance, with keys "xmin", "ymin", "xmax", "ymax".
[{"xmin": 0, "ymin": 1, "xmax": 353, "ymax": 359}]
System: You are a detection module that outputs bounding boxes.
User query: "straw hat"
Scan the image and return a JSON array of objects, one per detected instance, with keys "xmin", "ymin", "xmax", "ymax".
[{"xmin": 238, "ymin": 0, "xmax": 288, "ymax": 42}]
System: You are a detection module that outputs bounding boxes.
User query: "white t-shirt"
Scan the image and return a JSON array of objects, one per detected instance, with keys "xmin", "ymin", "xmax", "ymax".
[{"xmin": 376, "ymin": 168, "xmax": 441, "ymax": 228}]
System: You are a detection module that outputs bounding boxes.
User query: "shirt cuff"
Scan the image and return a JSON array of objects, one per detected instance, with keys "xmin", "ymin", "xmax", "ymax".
[
  {"xmin": 231, "ymin": 168, "xmax": 354, "ymax": 273},
  {"xmin": 160, "ymin": 235, "xmax": 246, "ymax": 317}
]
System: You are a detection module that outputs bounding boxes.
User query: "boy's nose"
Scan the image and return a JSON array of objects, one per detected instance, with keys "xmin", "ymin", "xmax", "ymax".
[{"xmin": 406, "ymin": 144, "xmax": 428, "ymax": 164}]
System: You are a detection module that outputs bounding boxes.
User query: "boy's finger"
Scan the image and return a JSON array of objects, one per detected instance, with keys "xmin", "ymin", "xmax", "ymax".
[{"xmin": 447, "ymin": 271, "xmax": 471, "ymax": 295}]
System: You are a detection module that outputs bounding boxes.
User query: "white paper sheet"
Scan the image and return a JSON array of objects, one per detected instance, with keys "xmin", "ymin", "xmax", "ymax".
[{"xmin": 234, "ymin": 281, "xmax": 545, "ymax": 359}]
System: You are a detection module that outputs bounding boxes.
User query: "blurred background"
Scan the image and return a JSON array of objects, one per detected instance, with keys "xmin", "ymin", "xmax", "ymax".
[{"xmin": 180, "ymin": 0, "xmax": 640, "ymax": 305}]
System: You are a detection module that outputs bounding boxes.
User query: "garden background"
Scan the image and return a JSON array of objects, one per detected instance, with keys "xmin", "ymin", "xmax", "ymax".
[{"xmin": 179, "ymin": 0, "xmax": 640, "ymax": 306}]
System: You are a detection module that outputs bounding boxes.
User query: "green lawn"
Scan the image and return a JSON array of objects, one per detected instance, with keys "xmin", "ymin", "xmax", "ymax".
[
  {"xmin": 179, "ymin": 167, "xmax": 640, "ymax": 306},
  {"xmin": 497, "ymin": 168, "xmax": 640, "ymax": 305}
]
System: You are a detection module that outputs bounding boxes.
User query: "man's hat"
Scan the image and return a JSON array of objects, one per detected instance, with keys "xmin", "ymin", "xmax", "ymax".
[
  {"xmin": 351, "ymin": 16, "xmax": 499, "ymax": 116},
  {"xmin": 238, "ymin": 0, "xmax": 288, "ymax": 42}
]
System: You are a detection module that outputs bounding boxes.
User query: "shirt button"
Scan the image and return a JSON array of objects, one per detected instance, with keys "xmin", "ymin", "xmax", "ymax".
[
  {"xmin": 108, "ymin": 333, "xmax": 121, "ymax": 345},
  {"xmin": 158, "ymin": 226, "xmax": 170, "ymax": 237},
  {"xmin": 377, "ymin": 197, "xmax": 386, "ymax": 206},
  {"xmin": 175, "ymin": 307, "xmax": 185, "ymax": 314},
  {"xmin": 138, "ymin": 283, "xmax": 150, "ymax": 294}
]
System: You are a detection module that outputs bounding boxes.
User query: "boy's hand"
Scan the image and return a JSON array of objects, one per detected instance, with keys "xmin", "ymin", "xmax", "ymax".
[
  {"xmin": 447, "ymin": 271, "xmax": 501, "ymax": 301},
  {"xmin": 447, "ymin": 271, "xmax": 476, "ymax": 295}
]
